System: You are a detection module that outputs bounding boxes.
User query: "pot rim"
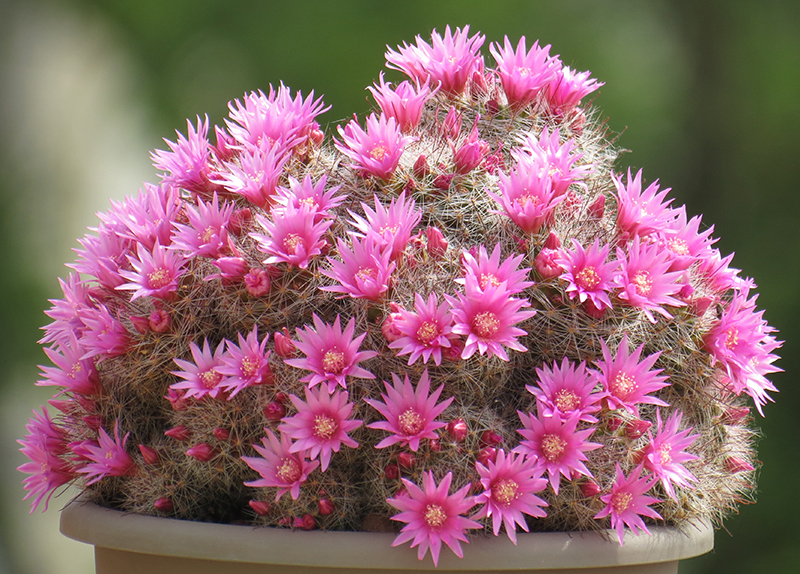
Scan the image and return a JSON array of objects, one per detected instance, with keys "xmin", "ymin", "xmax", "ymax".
[{"xmin": 60, "ymin": 499, "xmax": 713, "ymax": 571}]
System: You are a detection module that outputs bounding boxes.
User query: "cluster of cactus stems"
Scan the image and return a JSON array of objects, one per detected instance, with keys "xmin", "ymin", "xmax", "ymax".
[{"xmin": 19, "ymin": 26, "xmax": 780, "ymax": 566}]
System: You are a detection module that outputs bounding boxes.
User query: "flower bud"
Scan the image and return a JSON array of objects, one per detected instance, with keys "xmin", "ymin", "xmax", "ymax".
[
  {"xmin": 149, "ymin": 309, "xmax": 171, "ymax": 333},
  {"xmin": 310, "ymin": 128, "xmax": 325, "ymax": 146},
  {"xmin": 534, "ymin": 248, "xmax": 562, "ymax": 279},
  {"xmin": 129, "ymin": 315, "xmax": 150, "ymax": 334},
  {"xmin": 397, "ymin": 452, "xmax": 416, "ymax": 469},
  {"xmin": 82, "ymin": 415, "xmax": 103, "ymax": 431},
  {"xmin": 264, "ymin": 401, "xmax": 286, "ymax": 421},
  {"xmin": 213, "ymin": 427, "xmax": 230, "ymax": 441},
  {"xmin": 587, "ymin": 194, "xmax": 605, "ymax": 219},
  {"xmin": 381, "ymin": 309, "xmax": 404, "ymax": 343},
  {"xmin": 583, "ymin": 299, "xmax": 607, "ymax": 319},
  {"xmin": 138, "ymin": 444, "xmax": 160, "ymax": 465},
  {"xmin": 720, "ymin": 406, "xmax": 750, "ymax": 425},
  {"xmin": 605, "ymin": 416, "xmax": 623, "ymax": 433},
  {"xmin": 186, "ymin": 443, "xmax": 216, "ymax": 462},
  {"xmin": 245, "ymin": 268, "xmax": 270, "ymax": 297},
  {"xmin": 294, "ymin": 514, "xmax": 316, "ymax": 530},
  {"xmin": 154, "ymin": 497, "xmax": 174, "ymax": 513},
  {"xmin": 413, "ymin": 154, "xmax": 430, "ymax": 178},
  {"xmin": 480, "ymin": 430, "xmax": 503, "ymax": 448},
  {"xmin": 165, "ymin": 388, "xmax": 189, "ymax": 411},
  {"xmin": 273, "ymin": 328, "xmax": 296, "ymax": 358},
  {"xmin": 212, "ymin": 257, "xmax": 248, "ymax": 280},
  {"xmin": 724, "ymin": 456, "xmax": 755, "ymax": 474},
  {"xmin": 485, "ymin": 97, "xmax": 500, "ymax": 117},
  {"xmin": 625, "ymin": 419, "xmax": 652, "ymax": 440},
  {"xmin": 228, "ymin": 208, "xmax": 253, "ymax": 236},
  {"xmin": 579, "ymin": 479, "xmax": 602, "ymax": 498},
  {"xmin": 447, "ymin": 418, "xmax": 468, "ymax": 442},
  {"xmin": 318, "ymin": 498, "xmax": 335, "ymax": 516},
  {"xmin": 440, "ymin": 106, "xmax": 461, "ymax": 139},
  {"xmin": 428, "ymin": 438, "xmax": 441, "ymax": 452},
  {"xmin": 433, "ymin": 173, "xmax": 454, "ymax": 191},
  {"xmin": 249, "ymin": 500, "xmax": 271, "ymax": 516},
  {"xmin": 425, "ymin": 226, "xmax": 448, "ymax": 258},
  {"xmin": 476, "ymin": 446, "xmax": 497, "ymax": 466},
  {"xmin": 384, "ymin": 463, "xmax": 400, "ymax": 480},
  {"xmin": 165, "ymin": 425, "xmax": 191, "ymax": 441}
]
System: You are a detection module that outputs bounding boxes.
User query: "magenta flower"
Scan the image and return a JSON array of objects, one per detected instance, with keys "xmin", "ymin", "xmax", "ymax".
[
  {"xmin": 214, "ymin": 143, "xmax": 289, "ymax": 208},
  {"xmin": 103, "ymin": 182, "xmax": 180, "ymax": 251},
  {"xmin": 457, "ymin": 243, "xmax": 534, "ymax": 296},
  {"xmin": 151, "ymin": 115, "xmax": 217, "ymax": 195},
  {"xmin": 117, "ymin": 240, "xmax": 185, "ymax": 301},
  {"xmin": 656, "ymin": 207, "xmax": 717, "ymax": 272},
  {"xmin": 284, "ymin": 314, "xmax": 377, "ymax": 392},
  {"xmin": 447, "ymin": 284, "xmax": 536, "ymax": 361},
  {"xmin": 387, "ymin": 471, "xmax": 481, "ymax": 566},
  {"xmin": 320, "ymin": 235, "xmax": 395, "ymax": 301},
  {"xmin": 388, "ymin": 293, "xmax": 456, "ymax": 366},
  {"xmin": 347, "ymin": 191, "xmax": 422, "ymax": 259},
  {"xmin": 515, "ymin": 128, "xmax": 593, "ymax": 197},
  {"xmin": 592, "ymin": 334, "xmax": 670, "ymax": 416},
  {"xmin": 78, "ymin": 305, "xmax": 130, "ymax": 360},
  {"xmin": 171, "ymin": 193, "xmax": 234, "ymax": 259},
  {"xmin": 74, "ymin": 422, "xmax": 137, "ymax": 485},
  {"xmin": 557, "ymin": 239, "xmax": 619, "ymax": 312},
  {"xmin": 17, "ymin": 407, "xmax": 73, "ymax": 512},
  {"xmin": 242, "ymin": 430, "xmax": 319, "ymax": 501},
  {"xmin": 614, "ymin": 169, "xmax": 677, "ymax": 239},
  {"xmin": 473, "ymin": 449, "xmax": 548, "ymax": 544},
  {"xmin": 279, "ymin": 388, "xmax": 362, "ymax": 471},
  {"xmin": 252, "ymin": 203, "xmax": 332, "ymax": 269},
  {"xmin": 545, "ymin": 66, "xmax": 604, "ymax": 115},
  {"xmin": 218, "ymin": 326, "xmax": 272, "ymax": 397},
  {"xmin": 38, "ymin": 333, "xmax": 101, "ymax": 396},
  {"xmin": 451, "ymin": 123, "xmax": 489, "ymax": 174},
  {"xmin": 615, "ymin": 237, "xmax": 686, "ymax": 323},
  {"xmin": 40, "ymin": 273, "xmax": 92, "ymax": 349},
  {"xmin": 365, "ymin": 370, "xmax": 454, "ymax": 451},
  {"xmin": 527, "ymin": 357, "xmax": 604, "ymax": 423},
  {"xmin": 642, "ymin": 410, "xmax": 699, "ymax": 499},
  {"xmin": 335, "ymin": 113, "xmax": 414, "ymax": 181},
  {"xmin": 595, "ymin": 464, "xmax": 663, "ymax": 545},
  {"xmin": 274, "ymin": 173, "xmax": 345, "ymax": 220},
  {"xmin": 490, "ymin": 36, "xmax": 560, "ymax": 109},
  {"xmin": 386, "ymin": 25, "xmax": 485, "ymax": 96},
  {"xmin": 367, "ymin": 73, "xmax": 433, "ymax": 132},
  {"xmin": 170, "ymin": 339, "xmax": 228, "ymax": 400},
  {"xmin": 515, "ymin": 411, "xmax": 600, "ymax": 494}
]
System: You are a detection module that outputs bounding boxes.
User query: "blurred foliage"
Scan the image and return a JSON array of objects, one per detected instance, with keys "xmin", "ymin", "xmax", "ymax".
[{"xmin": 1, "ymin": 0, "xmax": 798, "ymax": 572}]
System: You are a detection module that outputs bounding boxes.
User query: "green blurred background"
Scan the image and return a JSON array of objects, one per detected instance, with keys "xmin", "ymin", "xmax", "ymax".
[{"xmin": 1, "ymin": 0, "xmax": 797, "ymax": 572}]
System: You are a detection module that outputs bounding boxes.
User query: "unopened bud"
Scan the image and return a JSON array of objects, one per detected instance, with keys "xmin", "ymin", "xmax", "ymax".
[
  {"xmin": 428, "ymin": 438, "xmax": 441, "ymax": 452},
  {"xmin": 720, "ymin": 406, "xmax": 750, "ymax": 425},
  {"xmin": 186, "ymin": 443, "xmax": 216, "ymax": 462},
  {"xmin": 413, "ymin": 154, "xmax": 430, "ymax": 178},
  {"xmin": 165, "ymin": 425, "xmax": 191, "ymax": 441},
  {"xmin": 426, "ymin": 226, "xmax": 448, "ymax": 258},
  {"xmin": 294, "ymin": 514, "xmax": 316, "ymax": 530},
  {"xmin": 587, "ymin": 194, "xmax": 605, "ymax": 219},
  {"xmin": 228, "ymin": 208, "xmax": 253, "ymax": 236},
  {"xmin": 606, "ymin": 416, "xmax": 623, "ymax": 433},
  {"xmin": 318, "ymin": 498, "xmax": 335, "ymax": 516},
  {"xmin": 165, "ymin": 388, "xmax": 189, "ymax": 411},
  {"xmin": 154, "ymin": 497, "xmax": 173, "ymax": 513},
  {"xmin": 82, "ymin": 415, "xmax": 103, "ymax": 431},
  {"xmin": 381, "ymin": 309, "xmax": 404, "ymax": 343},
  {"xmin": 138, "ymin": 444, "xmax": 160, "ymax": 465},
  {"xmin": 249, "ymin": 500, "xmax": 271, "ymax": 516},
  {"xmin": 149, "ymin": 309, "xmax": 171, "ymax": 333},
  {"xmin": 476, "ymin": 446, "xmax": 498, "ymax": 466},
  {"xmin": 130, "ymin": 315, "xmax": 150, "ymax": 334},
  {"xmin": 625, "ymin": 419, "xmax": 652, "ymax": 440},
  {"xmin": 583, "ymin": 299, "xmax": 607, "ymax": 319},
  {"xmin": 579, "ymin": 479, "xmax": 602, "ymax": 498},
  {"xmin": 264, "ymin": 401, "xmax": 286, "ymax": 421},
  {"xmin": 433, "ymin": 173, "xmax": 454, "ymax": 191},
  {"xmin": 213, "ymin": 427, "xmax": 230, "ymax": 441},
  {"xmin": 384, "ymin": 463, "xmax": 400, "ymax": 480},
  {"xmin": 440, "ymin": 106, "xmax": 461, "ymax": 139},
  {"xmin": 442, "ymin": 338, "xmax": 465, "ymax": 361},
  {"xmin": 398, "ymin": 451, "xmax": 416, "ymax": 469},
  {"xmin": 447, "ymin": 418, "xmax": 468, "ymax": 442},
  {"xmin": 245, "ymin": 268, "xmax": 270, "ymax": 297},
  {"xmin": 273, "ymin": 328, "xmax": 296, "ymax": 358},
  {"xmin": 724, "ymin": 456, "xmax": 755, "ymax": 474},
  {"xmin": 534, "ymin": 248, "xmax": 562, "ymax": 279},
  {"xmin": 480, "ymin": 430, "xmax": 503, "ymax": 448}
]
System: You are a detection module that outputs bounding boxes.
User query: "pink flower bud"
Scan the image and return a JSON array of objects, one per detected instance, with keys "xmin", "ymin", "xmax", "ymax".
[
  {"xmin": 213, "ymin": 125, "xmax": 237, "ymax": 162},
  {"xmin": 278, "ymin": 517, "xmax": 292, "ymax": 527},
  {"xmin": 485, "ymin": 97, "xmax": 500, "ymax": 117},
  {"xmin": 264, "ymin": 401, "xmax": 286, "ymax": 421},
  {"xmin": 138, "ymin": 444, "xmax": 160, "ymax": 465},
  {"xmin": 213, "ymin": 427, "xmax": 230, "ymax": 441},
  {"xmin": 480, "ymin": 430, "xmax": 503, "ymax": 448},
  {"xmin": 428, "ymin": 438, "xmax": 441, "ymax": 452},
  {"xmin": 433, "ymin": 173, "xmax": 454, "ymax": 191},
  {"xmin": 165, "ymin": 388, "xmax": 189, "ymax": 411},
  {"xmin": 470, "ymin": 70, "xmax": 488, "ymax": 94},
  {"xmin": 318, "ymin": 498, "xmax": 335, "ymax": 516},
  {"xmin": 149, "ymin": 309, "xmax": 171, "ymax": 333},
  {"xmin": 403, "ymin": 177, "xmax": 416, "ymax": 194},
  {"xmin": 165, "ymin": 425, "xmax": 191, "ymax": 441},
  {"xmin": 154, "ymin": 497, "xmax": 173, "ymax": 513},
  {"xmin": 691, "ymin": 296, "xmax": 715, "ymax": 316},
  {"xmin": 186, "ymin": 443, "xmax": 216, "ymax": 462},
  {"xmin": 294, "ymin": 514, "xmax": 316, "ymax": 530},
  {"xmin": 425, "ymin": 226, "xmax": 448, "ymax": 258},
  {"xmin": 544, "ymin": 231, "xmax": 562, "ymax": 250},
  {"xmin": 82, "ymin": 415, "xmax": 103, "ymax": 431},
  {"xmin": 440, "ymin": 106, "xmax": 461, "ymax": 139},
  {"xmin": 384, "ymin": 463, "xmax": 400, "ymax": 479},
  {"xmin": 447, "ymin": 418, "xmax": 468, "ymax": 442},
  {"xmin": 249, "ymin": 500, "xmax": 271, "ymax": 516},
  {"xmin": 245, "ymin": 268, "xmax": 270, "ymax": 297},
  {"xmin": 310, "ymin": 128, "xmax": 325, "ymax": 146},
  {"xmin": 273, "ymin": 328, "xmax": 296, "ymax": 358},
  {"xmin": 228, "ymin": 208, "xmax": 253, "ymax": 236},
  {"xmin": 413, "ymin": 154, "xmax": 430, "ymax": 178},
  {"xmin": 275, "ymin": 392, "xmax": 288, "ymax": 403},
  {"xmin": 130, "ymin": 315, "xmax": 150, "ymax": 334},
  {"xmin": 452, "ymin": 125, "xmax": 488, "ymax": 174},
  {"xmin": 625, "ymin": 419, "xmax": 652, "ymax": 440},
  {"xmin": 579, "ymin": 479, "xmax": 602, "ymax": 498},
  {"xmin": 606, "ymin": 416, "xmax": 623, "ymax": 433},
  {"xmin": 381, "ymin": 309, "xmax": 404, "ymax": 343},
  {"xmin": 583, "ymin": 299, "xmax": 607, "ymax": 319},
  {"xmin": 398, "ymin": 452, "xmax": 416, "ymax": 469},
  {"xmin": 678, "ymin": 281, "xmax": 695, "ymax": 301},
  {"xmin": 212, "ymin": 257, "xmax": 248, "ymax": 280},
  {"xmin": 48, "ymin": 399, "xmax": 74, "ymax": 414},
  {"xmin": 587, "ymin": 194, "xmax": 605, "ymax": 219},
  {"xmin": 724, "ymin": 456, "xmax": 755, "ymax": 474},
  {"xmin": 534, "ymin": 248, "xmax": 562, "ymax": 279},
  {"xmin": 442, "ymin": 338, "xmax": 465, "ymax": 361},
  {"xmin": 476, "ymin": 446, "xmax": 497, "ymax": 466},
  {"xmin": 721, "ymin": 406, "xmax": 750, "ymax": 425}
]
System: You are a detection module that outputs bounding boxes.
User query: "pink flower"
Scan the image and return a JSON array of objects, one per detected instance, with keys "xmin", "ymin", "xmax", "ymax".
[
  {"xmin": 252, "ymin": 203, "xmax": 332, "ymax": 269},
  {"xmin": 214, "ymin": 144, "xmax": 289, "ymax": 208},
  {"xmin": 515, "ymin": 128, "xmax": 593, "ymax": 197},
  {"xmin": 385, "ymin": 26, "xmax": 485, "ymax": 96},
  {"xmin": 656, "ymin": 207, "xmax": 717, "ymax": 272},
  {"xmin": 70, "ymin": 223, "xmax": 131, "ymax": 289},
  {"xmin": 527, "ymin": 357, "xmax": 604, "ymax": 423},
  {"xmin": 388, "ymin": 293, "xmax": 456, "ymax": 366},
  {"xmin": 447, "ymin": 284, "xmax": 536, "ymax": 361},
  {"xmin": 151, "ymin": 115, "xmax": 217, "ymax": 195},
  {"xmin": 387, "ymin": 471, "xmax": 481, "ymax": 566},
  {"xmin": 285, "ymin": 314, "xmax": 377, "ymax": 392},
  {"xmin": 592, "ymin": 334, "xmax": 670, "ymax": 416},
  {"xmin": 40, "ymin": 273, "xmax": 92, "ymax": 349},
  {"xmin": 595, "ymin": 464, "xmax": 662, "ymax": 545},
  {"xmin": 451, "ymin": 123, "xmax": 489, "ymax": 174},
  {"xmin": 615, "ymin": 237, "xmax": 686, "ymax": 323},
  {"xmin": 473, "ymin": 449, "xmax": 548, "ymax": 544},
  {"xmin": 557, "ymin": 239, "xmax": 619, "ymax": 312},
  {"xmin": 614, "ymin": 169, "xmax": 677, "ymax": 239},
  {"xmin": 320, "ymin": 235, "xmax": 395, "ymax": 301},
  {"xmin": 77, "ymin": 305, "xmax": 130, "ymax": 360},
  {"xmin": 74, "ymin": 422, "xmax": 137, "ymax": 485},
  {"xmin": 218, "ymin": 326, "xmax": 272, "ymax": 397},
  {"xmin": 17, "ymin": 408, "xmax": 73, "ymax": 512},
  {"xmin": 170, "ymin": 193, "xmax": 234, "ymax": 259},
  {"xmin": 515, "ymin": 411, "xmax": 600, "ymax": 494},
  {"xmin": 458, "ymin": 243, "xmax": 534, "ymax": 297},
  {"xmin": 117, "ymin": 241, "xmax": 185, "ymax": 301},
  {"xmin": 274, "ymin": 174, "xmax": 345, "ymax": 220},
  {"xmin": 335, "ymin": 113, "xmax": 414, "ymax": 181},
  {"xmin": 242, "ymin": 430, "xmax": 319, "ymax": 501},
  {"xmin": 38, "ymin": 333, "xmax": 101, "ymax": 396},
  {"xmin": 279, "ymin": 388, "xmax": 362, "ymax": 471},
  {"xmin": 103, "ymin": 182, "xmax": 180, "ymax": 251},
  {"xmin": 170, "ymin": 339, "xmax": 228, "ymax": 400},
  {"xmin": 367, "ymin": 73, "xmax": 434, "ymax": 132},
  {"xmin": 642, "ymin": 410, "xmax": 699, "ymax": 499},
  {"xmin": 347, "ymin": 191, "xmax": 422, "ymax": 259},
  {"xmin": 490, "ymin": 36, "xmax": 560, "ymax": 109},
  {"xmin": 545, "ymin": 66, "xmax": 604, "ymax": 114},
  {"xmin": 365, "ymin": 370, "xmax": 454, "ymax": 451}
]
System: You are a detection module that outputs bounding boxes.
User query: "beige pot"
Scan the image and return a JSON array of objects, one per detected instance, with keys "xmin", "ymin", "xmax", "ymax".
[{"xmin": 60, "ymin": 500, "xmax": 713, "ymax": 574}]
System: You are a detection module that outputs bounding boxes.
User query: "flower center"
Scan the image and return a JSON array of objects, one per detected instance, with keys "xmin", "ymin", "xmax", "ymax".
[
  {"xmin": 105, "ymin": 451, "xmax": 114, "ymax": 459},
  {"xmin": 611, "ymin": 372, "xmax": 637, "ymax": 400},
  {"xmin": 201, "ymin": 226, "xmax": 216, "ymax": 244},
  {"xmin": 491, "ymin": 479, "xmax": 519, "ymax": 506},
  {"xmin": 199, "ymin": 369, "xmax": 222, "ymax": 389},
  {"xmin": 276, "ymin": 457, "xmax": 302, "ymax": 483},
  {"xmin": 541, "ymin": 433, "xmax": 566, "ymax": 462},
  {"xmin": 424, "ymin": 504, "xmax": 447, "ymax": 530},
  {"xmin": 322, "ymin": 349, "xmax": 346, "ymax": 375},
  {"xmin": 416, "ymin": 321, "xmax": 440, "ymax": 345},
  {"xmin": 313, "ymin": 415, "xmax": 338, "ymax": 440},
  {"xmin": 725, "ymin": 328, "xmax": 739, "ymax": 350},
  {"xmin": 283, "ymin": 233, "xmax": 305, "ymax": 256},
  {"xmin": 479, "ymin": 273, "xmax": 500, "ymax": 290},
  {"xmin": 631, "ymin": 270, "xmax": 652, "ymax": 295},
  {"xmin": 356, "ymin": 267, "xmax": 377, "ymax": 282},
  {"xmin": 241, "ymin": 356, "xmax": 259, "ymax": 378},
  {"xmin": 398, "ymin": 408, "xmax": 424, "ymax": 435},
  {"xmin": 612, "ymin": 491, "xmax": 632, "ymax": 514},
  {"xmin": 667, "ymin": 237, "xmax": 689, "ymax": 256},
  {"xmin": 576, "ymin": 266, "xmax": 600, "ymax": 290},
  {"xmin": 554, "ymin": 389, "xmax": 580, "ymax": 412},
  {"xmin": 147, "ymin": 268, "xmax": 172, "ymax": 289},
  {"xmin": 473, "ymin": 311, "xmax": 499, "ymax": 338},
  {"xmin": 69, "ymin": 362, "xmax": 83, "ymax": 379},
  {"xmin": 657, "ymin": 444, "xmax": 673, "ymax": 465},
  {"xmin": 299, "ymin": 197, "xmax": 318, "ymax": 210},
  {"xmin": 370, "ymin": 144, "xmax": 388, "ymax": 161},
  {"xmin": 519, "ymin": 189, "xmax": 541, "ymax": 206}
]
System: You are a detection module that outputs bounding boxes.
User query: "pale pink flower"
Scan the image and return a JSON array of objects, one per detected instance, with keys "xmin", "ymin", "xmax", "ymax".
[
  {"xmin": 457, "ymin": 244, "xmax": 533, "ymax": 296},
  {"xmin": 17, "ymin": 407, "xmax": 73, "ymax": 512},
  {"xmin": 74, "ymin": 422, "xmax": 137, "ymax": 485},
  {"xmin": 387, "ymin": 471, "xmax": 481, "ymax": 566},
  {"xmin": 515, "ymin": 128, "xmax": 593, "ymax": 196},
  {"xmin": 218, "ymin": 327, "xmax": 272, "ymax": 397},
  {"xmin": 335, "ymin": 113, "xmax": 414, "ymax": 181},
  {"xmin": 614, "ymin": 169, "xmax": 677, "ymax": 239},
  {"xmin": 279, "ymin": 388, "xmax": 361, "ymax": 471},
  {"xmin": 40, "ymin": 273, "xmax": 92, "ymax": 349},
  {"xmin": 527, "ymin": 357, "xmax": 604, "ymax": 423},
  {"xmin": 285, "ymin": 314, "xmax": 377, "ymax": 392},
  {"xmin": 103, "ymin": 182, "xmax": 180, "ymax": 250},
  {"xmin": 38, "ymin": 333, "xmax": 101, "ymax": 396},
  {"xmin": 252, "ymin": 203, "xmax": 332, "ymax": 269},
  {"xmin": 78, "ymin": 305, "xmax": 130, "ymax": 360},
  {"xmin": 595, "ymin": 464, "xmax": 662, "ymax": 545},
  {"xmin": 347, "ymin": 191, "xmax": 422, "ymax": 259},
  {"xmin": 385, "ymin": 26, "xmax": 485, "ymax": 96},
  {"xmin": 365, "ymin": 370, "xmax": 454, "ymax": 451},
  {"xmin": 642, "ymin": 410, "xmax": 699, "ymax": 499},
  {"xmin": 389, "ymin": 293, "xmax": 456, "ymax": 366},
  {"xmin": 320, "ymin": 235, "xmax": 395, "ymax": 301},
  {"xmin": 545, "ymin": 66, "xmax": 604, "ymax": 114},
  {"xmin": 557, "ymin": 239, "xmax": 619, "ymax": 311},
  {"xmin": 151, "ymin": 115, "xmax": 218, "ymax": 195},
  {"xmin": 473, "ymin": 449, "xmax": 548, "ymax": 544},
  {"xmin": 117, "ymin": 241, "xmax": 185, "ymax": 301},
  {"xmin": 242, "ymin": 430, "xmax": 319, "ymax": 501},
  {"xmin": 170, "ymin": 339, "xmax": 228, "ymax": 400},
  {"xmin": 214, "ymin": 143, "xmax": 289, "ymax": 208},
  {"xmin": 447, "ymin": 284, "xmax": 536, "ymax": 361},
  {"xmin": 171, "ymin": 193, "xmax": 234, "ymax": 259},
  {"xmin": 367, "ymin": 73, "xmax": 434, "ymax": 132},
  {"xmin": 274, "ymin": 174, "xmax": 345, "ymax": 220},
  {"xmin": 515, "ymin": 411, "xmax": 600, "ymax": 494},
  {"xmin": 70, "ymin": 223, "xmax": 132, "ymax": 289},
  {"xmin": 592, "ymin": 334, "xmax": 670, "ymax": 416},
  {"xmin": 490, "ymin": 36, "xmax": 560, "ymax": 109}
]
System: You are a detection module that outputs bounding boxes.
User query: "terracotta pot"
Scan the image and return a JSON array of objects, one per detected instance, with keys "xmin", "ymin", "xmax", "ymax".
[{"xmin": 60, "ymin": 500, "xmax": 713, "ymax": 574}]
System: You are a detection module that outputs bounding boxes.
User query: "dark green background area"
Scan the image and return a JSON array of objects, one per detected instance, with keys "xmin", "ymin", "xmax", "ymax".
[{"xmin": 1, "ymin": 1, "xmax": 797, "ymax": 572}]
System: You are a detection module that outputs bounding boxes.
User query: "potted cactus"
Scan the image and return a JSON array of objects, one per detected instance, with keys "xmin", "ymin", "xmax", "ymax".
[{"xmin": 19, "ymin": 26, "xmax": 778, "ymax": 572}]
